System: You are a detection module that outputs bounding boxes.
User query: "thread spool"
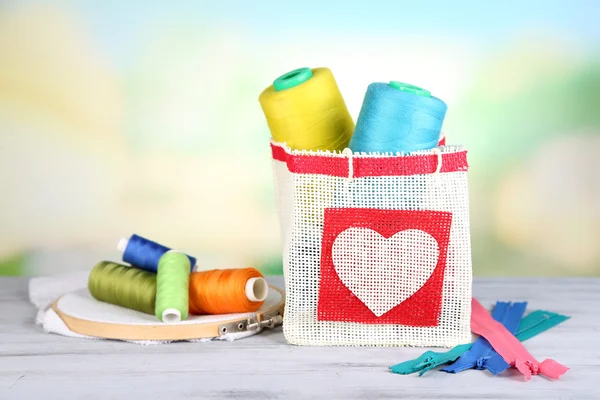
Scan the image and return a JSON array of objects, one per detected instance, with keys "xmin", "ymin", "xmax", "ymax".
[
  {"xmin": 118, "ymin": 234, "xmax": 196, "ymax": 273},
  {"xmin": 155, "ymin": 251, "xmax": 190, "ymax": 323},
  {"xmin": 349, "ymin": 81, "xmax": 447, "ymax": 154},
  {"xmin": 259, "ymin": 67, "xmax": 355, "ymax": 151},
  {"xmin": 88, "ymin": 261, "xmax": 156, "ymax": 315},
  {"xmin": 189, "ymin": 268, "xmax": 268, "ymax": 315}
]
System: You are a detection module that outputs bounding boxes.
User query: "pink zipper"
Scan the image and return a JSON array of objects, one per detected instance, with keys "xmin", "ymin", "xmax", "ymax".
[{"xmin": 471, "ymin": 298, "xmax": 568, "ymax": 380}]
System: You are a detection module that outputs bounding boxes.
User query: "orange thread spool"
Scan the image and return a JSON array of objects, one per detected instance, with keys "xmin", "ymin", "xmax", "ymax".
[{"xmin": 189, "ymin": 268, "xmax": 268, "ymax": 315}]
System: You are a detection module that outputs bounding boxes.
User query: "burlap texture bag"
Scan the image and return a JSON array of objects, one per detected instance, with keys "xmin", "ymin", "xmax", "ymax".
[{"xmin": 271, "ymin": 141, "xmax": 472, "ymax": 346}]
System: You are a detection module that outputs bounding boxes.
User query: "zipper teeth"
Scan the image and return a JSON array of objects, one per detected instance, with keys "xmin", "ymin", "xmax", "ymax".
[
  {"xmin": 469, "ymin": 302, "xmax": 512, "ymax": 360},
  {"xmin": 515, "ymin": 312, "xmax": 569, "ymax": 342},
  {"xmin": 515, "ymin": 311, "xmax": 562, "ymax": 341},
  {"xmin": 494, "ymin": 302, "xmax": 522, "ymax": 355},
  {"xmin": 472, "ymin": 319, "xmax": 535, "ymax": 380},
  {"xmin": 518, "ymin": 310, "xmax": 557, "ymax": 331},
  {"xmin": 517, "ymin": 312, "xmax": 549, "ymax": 332},
  {"xmin": 471, "ymin": 300, "xmax": 535, "ymax": 371},
  {"xmin": 472, "ymin": 316, "xmax": 523, "ymax": 363},
  {"xmin": 443, "ymin": 301, "xmax": 519, "ymax": 373},
  {"xmin": 482, "ymin": 302, "xmax": 526, "ymax": 359}
]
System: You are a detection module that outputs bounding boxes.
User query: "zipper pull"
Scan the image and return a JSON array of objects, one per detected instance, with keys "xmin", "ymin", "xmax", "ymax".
[
  {"xmin": 443, "ymin": 302, "xmax": 526, "ymax": 374},
  {"xmin": 389, "ymin": 351, "xmax": 436, "ymax": 375},
  {"xmin": 389, "ymin": 351, "xmax": 437, "ymax": 375},
  {"xmin": 471, "ymin": 298, "xmax": 569, "ymax": 380},
  {"xmin": 417, "ymin": 345, "xmax": 471, "ymax": 376},
  {"xmin": 389, "ymin": 346, "xmax": 469, "ymax": 375}
]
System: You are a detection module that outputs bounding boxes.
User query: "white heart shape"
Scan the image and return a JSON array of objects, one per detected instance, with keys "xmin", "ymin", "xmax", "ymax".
[{"xmin": 332, "ymin": 228, "xmax": 440, "ymax": 317}]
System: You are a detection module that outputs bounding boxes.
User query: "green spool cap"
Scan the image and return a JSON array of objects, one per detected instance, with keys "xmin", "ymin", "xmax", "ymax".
[
  {"xmin": 273, "ymin": 67, "xmax": 313, "ymax": 91},
  {"xmin": 389, "ymin": 81, "xmax": 431, "ymax": 97}
]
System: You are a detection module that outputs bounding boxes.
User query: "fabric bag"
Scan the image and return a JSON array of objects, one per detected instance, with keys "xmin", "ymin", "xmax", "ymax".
[{"xmin": 271, "ymin": 141, "xmax": 472, "ymax": 346}]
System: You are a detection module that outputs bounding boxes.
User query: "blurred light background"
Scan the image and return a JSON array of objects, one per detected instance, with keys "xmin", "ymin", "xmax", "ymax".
[{"xmin": 1, "ymin": 0, "xmax": 599, "ymax": 276}]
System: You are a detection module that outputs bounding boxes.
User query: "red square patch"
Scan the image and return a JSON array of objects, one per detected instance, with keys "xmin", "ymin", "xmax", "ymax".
[{"xmin": 317, "ymin": 208, "xmax": 452, "ymax": 326}]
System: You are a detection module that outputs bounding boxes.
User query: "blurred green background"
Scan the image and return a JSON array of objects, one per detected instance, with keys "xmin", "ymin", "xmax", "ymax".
[{"xmin": 1, "ymin": 0, "xmax": 598, "ymax": 276}]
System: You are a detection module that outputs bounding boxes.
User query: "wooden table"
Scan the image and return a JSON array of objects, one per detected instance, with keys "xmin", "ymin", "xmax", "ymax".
[{"xmin": 0, "ymin": 277, "xmax": 597, "ymax": 399}]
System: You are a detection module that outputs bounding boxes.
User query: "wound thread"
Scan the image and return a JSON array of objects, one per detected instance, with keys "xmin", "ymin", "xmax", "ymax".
[
  {"xmin": 349, "ymin": 82, "xmax": 447, "ymax": 154},
  {"xmin": 88, "ymin": 261, "xmax": 156, "ymax": 315},
  {"xmin": 189, "ymin": 268, "xmax": 267, "ymax": 315},
  {"xmin": 119, "ymin": 234, "xmax": 196, "ymax": 273},
  {"xmin": 259, "ymin": 67, "xmax": 354, "ymax": 151},
  {"xmin": 155, "ymin": 251, "xmax": 190, "ymax": 322}
]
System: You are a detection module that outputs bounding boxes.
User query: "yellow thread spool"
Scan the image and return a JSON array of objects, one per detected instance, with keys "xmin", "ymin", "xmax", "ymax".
[{"xmin": 259, "ymin": 67, "xmax": 354, "ymax": 151}]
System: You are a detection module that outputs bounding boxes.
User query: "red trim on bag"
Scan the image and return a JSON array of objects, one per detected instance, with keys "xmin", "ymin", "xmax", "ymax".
[
  {"xmin": 317, "ymin": 208, "xmax": 452, "ymax": 326},
  {"xmin": 271, "ymin": 143, "xmax": 467, "ymax": 177}
]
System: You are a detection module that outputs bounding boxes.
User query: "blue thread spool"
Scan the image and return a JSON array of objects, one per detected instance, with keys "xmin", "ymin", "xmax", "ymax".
[
  {"xmin": 349, "ymin": 81, "xmax": 447, "ymax": 154},
  {"xmin": 118, "ymin": 234, "xmax": 196, "ymax": 273}
]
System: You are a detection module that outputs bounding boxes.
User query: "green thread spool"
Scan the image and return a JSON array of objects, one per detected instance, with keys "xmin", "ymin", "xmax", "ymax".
[
  {"xmin": 88, "ymin": 261, "xmax": 156, "ymax": 315},
  {"xmin": 155, "ymin": 251, "xmax": 190, "ymax": 323}
]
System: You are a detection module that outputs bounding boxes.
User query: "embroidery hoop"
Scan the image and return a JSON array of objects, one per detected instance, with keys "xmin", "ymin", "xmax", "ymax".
[{"xmin": 50, "ymin": 285, "xmax": 285, "ymax": 341}]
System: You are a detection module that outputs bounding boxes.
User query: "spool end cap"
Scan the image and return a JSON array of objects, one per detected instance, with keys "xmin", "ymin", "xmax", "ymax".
[
  {"xmin": 162, "ymin": 308, "xmax": 182, "ymax": 323},
  {"xmin": 273, "ymin": 67, "xmax": 313, "ymax": 91},
  {"xmin": 389, "ymin": 81, "xmax": 431, "ymax": 97},
  {"xmin": 246, "ymin": 277, "xmax": 268, "ymax": 302},
  {"xmin": 117, "ymin": 237, "xmax": 129, "ymax": 253}
]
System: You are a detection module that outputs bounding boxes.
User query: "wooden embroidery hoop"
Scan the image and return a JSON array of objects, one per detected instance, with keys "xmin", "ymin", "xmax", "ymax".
[{"xmin": 51, "ymin": 285, "xmax": 285, "ymax": 341}]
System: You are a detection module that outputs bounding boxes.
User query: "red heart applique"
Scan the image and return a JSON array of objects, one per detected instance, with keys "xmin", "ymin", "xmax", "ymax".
[{"xmin": 318, "ymin": 208, "xmax": 452, "ymax": 326}]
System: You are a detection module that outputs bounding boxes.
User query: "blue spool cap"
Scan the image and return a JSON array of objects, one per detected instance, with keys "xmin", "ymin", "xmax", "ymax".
[{"xmin": 119, "ymin": 234, "xmax": 196, "ymax": 273}]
